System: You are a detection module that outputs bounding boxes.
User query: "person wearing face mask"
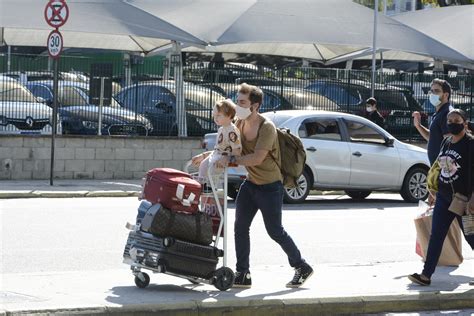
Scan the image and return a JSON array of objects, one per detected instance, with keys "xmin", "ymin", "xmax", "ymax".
[
  {"xmin": 412, "ymin": 78, "xmax": 454, "ymax": 165},
  {"xmin": 365, "ymin": 97, "xmax": 385, "ymax": 128},
  {"xmin": 213, "ymin": 83, "xmax": 313, "ymax": 289},
  {"xmin": 409, "ymin": 109, "xmax": 474, "ymax": 286}
]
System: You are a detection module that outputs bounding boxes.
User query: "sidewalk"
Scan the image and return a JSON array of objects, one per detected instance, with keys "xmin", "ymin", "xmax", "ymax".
[
  {"xmin": 1, "ymin": 261, "xmax": 473, "ymax": 315},
  {"xmin": 1, "ymin": 179, "xmax": 473, "ymax": 315},
  {"xmin": 0, "ymin": 179, "xmax": 143, "ymax": 198}
]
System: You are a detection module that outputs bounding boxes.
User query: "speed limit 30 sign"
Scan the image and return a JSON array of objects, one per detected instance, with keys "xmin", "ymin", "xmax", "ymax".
[{"xmin": 47, "ymin": 30, "xmax": 64, "ymax": 59}]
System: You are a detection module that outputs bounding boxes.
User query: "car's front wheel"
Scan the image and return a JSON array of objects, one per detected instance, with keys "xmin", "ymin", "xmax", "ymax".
[
  {"xmin": 400, "ymin": 167, "xmax": 428, "ymax": 203},
  {"xmin": 284, "ymin": 171, "xmax": 310, "ymax": 204}
]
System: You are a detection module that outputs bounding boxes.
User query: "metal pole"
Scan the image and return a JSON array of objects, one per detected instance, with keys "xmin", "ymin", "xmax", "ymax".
[
  {"xmin": 371, "ymin": 0, "xmax": 379, "ymax": 97},
  {"xmin": 223, "ymin": 168, "xmax": 228, "ymax": 267},
  {"xmin": 173, "ymin": 41, "xmax": 187, "ymax": 137},
  {"xmin": 50, "ymin": 58, "xmax": 59, "ymax": 186},
  {"xmin": 380, "ymin": 51, "xmax": 384, "ymax": 84},
  {"xmin": 7, "ymin": 45, "xmax": 11, "ymax": 72},
  {"xmin": 98, "ymin": 77, "xmax": 104, "ymax": 136},
  {"xmin": 383, "ymin": 0, "xmax": 387, "ymax": 15}
]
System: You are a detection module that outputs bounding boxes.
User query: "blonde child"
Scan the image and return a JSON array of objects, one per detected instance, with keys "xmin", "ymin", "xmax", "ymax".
[{"xmin": 192, "ymin": 99, "xmax": 241, "ymax": 186}]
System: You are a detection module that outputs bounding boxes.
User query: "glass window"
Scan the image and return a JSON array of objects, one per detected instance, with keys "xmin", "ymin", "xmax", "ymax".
[
  {"xmin": 35, "ymin": 86, "xmax": 53, "ymax": 101},
  {"xmin": 260, "ymin": 91, "xmax": 281, "ymax": 112},
  {"xmin": 59, "ymin": 87, "xmax": 88, "ymax": 106},
  {"xmin": 146, "ymin": 86, "xmax": 175, "ymax": 113},
  {"xmin": 305, "ymin": 82, "xmax": 326, "ymax": 94},
  {"xmin": 116, "ymin": 86, "xmax": 149, "ymax": 112},
  {"xmin": 345, "ymin": 120, "xmax": 386, "ymax": 144},
  {"xmin": 298, "ymin": 118, "xmax": 342, "ymax": 141},
  {"xmin": 0, "ymin": 82, "xmax": 37, "ymax": 102},
  {"xmin": 325, "ymin": 84, "xmax": 360, "ymax": 106}
]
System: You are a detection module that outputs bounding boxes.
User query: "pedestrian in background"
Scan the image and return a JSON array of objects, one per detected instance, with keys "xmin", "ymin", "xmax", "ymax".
[
  {"xmin": 412, "ymin": 78, "xmax": 454, "ymax": 165},
  {"xmin": 365, "ymin": 97, "xmax": 385, "ymax": 128},
  {"xmin": 409, "ymin": 109, "xmax": 474, "ymax": 286}
]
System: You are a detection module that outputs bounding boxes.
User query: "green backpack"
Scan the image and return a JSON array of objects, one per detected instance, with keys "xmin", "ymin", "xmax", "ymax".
[{"xmin": 263, "ymin": 122, "xmax": 306, "ymax": 188}]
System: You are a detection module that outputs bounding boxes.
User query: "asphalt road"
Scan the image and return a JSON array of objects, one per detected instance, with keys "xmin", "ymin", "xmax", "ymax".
[{"xmin": 1, "ymin": 193, "xmax": 473, "ymax": 275}]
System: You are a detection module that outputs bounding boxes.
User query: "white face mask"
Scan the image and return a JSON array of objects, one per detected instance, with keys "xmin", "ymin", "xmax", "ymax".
[
  {"xmin": 366, "ymin": 106, "xmax": 374, "ymax": 113},
  {"xmin": 429, "ymin": 93, "xmax": 442, "ymax": 107},
  {"xmin": 235, "ymin": 104, "xmax": 252, "ymax": 120}
]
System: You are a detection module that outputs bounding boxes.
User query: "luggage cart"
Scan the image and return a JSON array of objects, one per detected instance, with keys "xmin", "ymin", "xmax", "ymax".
[{"xmin": 123, "ymin": 163, "xmax": 234, "ymax": 291}]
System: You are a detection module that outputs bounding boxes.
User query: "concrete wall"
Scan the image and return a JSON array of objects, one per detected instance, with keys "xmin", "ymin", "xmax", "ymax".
[{"xmin": 0, "ymin": 135, "xmax": 204, "ymax": 180}]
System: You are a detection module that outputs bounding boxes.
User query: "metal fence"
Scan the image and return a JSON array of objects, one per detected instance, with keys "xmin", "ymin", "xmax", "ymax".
[{"xmin": 1, "ymin": 53, "xmax": 472, "ymax": 140}]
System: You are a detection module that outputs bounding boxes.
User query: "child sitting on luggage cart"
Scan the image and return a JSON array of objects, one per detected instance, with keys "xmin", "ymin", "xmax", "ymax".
[{"xmin": 192, "ymin": 99, "xmax": 241, "ymax": 189}]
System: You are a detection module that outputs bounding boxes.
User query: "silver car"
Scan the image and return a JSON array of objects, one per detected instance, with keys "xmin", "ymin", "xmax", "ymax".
[
  {"xmin": 0, "ymin": 79, "xmax": 61, "ymax": 135},
  {"xmin": 203, "ymin": 110, "xmax": 430, "ymax": 203}
]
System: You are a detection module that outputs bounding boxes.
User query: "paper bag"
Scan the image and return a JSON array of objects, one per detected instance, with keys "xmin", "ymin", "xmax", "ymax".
[{"xmin": 414, "ymin": 209, "xmax": 463, "ymax": 266}]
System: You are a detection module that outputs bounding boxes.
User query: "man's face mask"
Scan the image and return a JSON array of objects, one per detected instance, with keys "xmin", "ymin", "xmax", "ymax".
[
  {"xmin": 429, "ymin": 93, "xmax": 442, "ymax": 107},
  {"xmin": 235, "ymin": 104, "xmax": 253, "ymax": 120}
]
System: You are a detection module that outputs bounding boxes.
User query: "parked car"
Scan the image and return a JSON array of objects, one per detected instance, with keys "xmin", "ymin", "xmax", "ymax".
[
  {"xmin": 115, "ymin": 81, "xmax": 224, "ymax": 136},
  {"xmin": 198, "ymin": 83, "xmax": 339, "ymax": 112},
  {"xmin": 25, "ymin": 81, "xmax": 152, "ymax": 136},
  {"xmin": 0, "ymin": 80, "xmax": 60, "ymax": 135},
  {"xmin": 305, "ymin": 79, "xmax": 425, "ymax": 139},
  {"xmin": 203, "ymin": 110, "xmax": 430, "ymax": 203}
]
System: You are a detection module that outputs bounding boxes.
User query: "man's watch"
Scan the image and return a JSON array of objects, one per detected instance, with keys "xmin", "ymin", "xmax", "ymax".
[{"xmin": 229, "ymin": 155, "xmax": 237, "ymax": 165}]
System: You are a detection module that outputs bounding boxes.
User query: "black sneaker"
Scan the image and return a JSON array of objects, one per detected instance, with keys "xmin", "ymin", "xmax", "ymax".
[
  {"xmin": 233, "ymin": 271, "xmax": 252, "ymax": 288},
  {"xmin": 408, "ymin": 273, "xmax": 431, "ymax": 286},
  {"xmin": 286, "ymin": 262, "xmax": 313, "ymax": 288}
]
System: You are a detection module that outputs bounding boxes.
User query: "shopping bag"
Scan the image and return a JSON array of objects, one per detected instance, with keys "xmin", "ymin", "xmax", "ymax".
[{"xmin": 414, "ymin": 201, "xmax": 463, "ymax": 266}]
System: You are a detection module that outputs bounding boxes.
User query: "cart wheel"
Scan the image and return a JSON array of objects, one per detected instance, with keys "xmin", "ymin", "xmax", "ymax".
[
  {"xmin": 213, "ymin": 267, "xmax": 235, "ymax": 291},
  {"xmin": 163, "ymin": 237, "xmax": 175, "ymax": 247},
  {"xmin": 187, "ymin": 278, "xmax": 200, "ymax": 285},
  {"xmin": 134, "ymin": 272, "xmax": 150, "ymax": 288}
]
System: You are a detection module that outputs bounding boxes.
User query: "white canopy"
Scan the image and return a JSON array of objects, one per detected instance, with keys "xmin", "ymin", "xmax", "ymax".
[
  {"xmin": 160, "ymin": 0, "xmax": 471, "ymax": 65},
  {"xmin": 0, "ymin": 0, "xmax": 206, "ymax": 52},
  {"xmin": 393, "ymin": 5, "xmax": 473, "ymax": 62}
]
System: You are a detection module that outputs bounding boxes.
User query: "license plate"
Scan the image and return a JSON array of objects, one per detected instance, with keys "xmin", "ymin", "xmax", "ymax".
[{"xmin": 395, "ymin": 117, "xmax": 411, "ymax": 126}]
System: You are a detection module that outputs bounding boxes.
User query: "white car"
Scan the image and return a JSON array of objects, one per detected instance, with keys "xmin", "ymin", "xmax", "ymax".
[
  {"xmin": 0, "ymin": 80, "xmax": 60, "ymax": 135},
  {"xmin": 203, "ymin": 110, "xmax": 430, "ymax": 203}
]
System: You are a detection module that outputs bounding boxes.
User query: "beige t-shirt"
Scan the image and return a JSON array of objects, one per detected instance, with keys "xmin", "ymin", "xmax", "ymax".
[
  {"xmin": 237, "ymin": 116, "xmax": 282, "ymax": 185},
  {"xmin": 214, "ymin": 123, "xmax": 242, "ymax": 156}
]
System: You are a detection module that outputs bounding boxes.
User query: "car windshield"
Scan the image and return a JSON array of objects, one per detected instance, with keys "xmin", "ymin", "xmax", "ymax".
[
  {"xmin": 263, "ymin": 113, "xmax": 294, "ymax": 127},
  {"xmin": 0, "ymin": 82, "xmax": 38, "ymax": 102}
]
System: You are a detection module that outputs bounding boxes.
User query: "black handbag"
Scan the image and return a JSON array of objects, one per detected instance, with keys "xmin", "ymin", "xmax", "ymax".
[{"xmin": 141, "ymin": 203, "xmax": 213, "ymax": 245}]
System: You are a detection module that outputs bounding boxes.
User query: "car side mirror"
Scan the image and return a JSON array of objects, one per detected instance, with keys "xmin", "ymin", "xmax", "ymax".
[
  {"xmin": 385, "ymin": 137, "xmax": 395, "ymax": 147},
  {"xmin": 36, "ymin": 96, "xmax": 46, "ymax": 104}
]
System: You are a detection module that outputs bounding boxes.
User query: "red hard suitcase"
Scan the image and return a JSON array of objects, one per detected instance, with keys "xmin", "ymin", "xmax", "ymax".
[{"xmin": 142, "ymin": 168, "xmax": 201, "ymax": 214}]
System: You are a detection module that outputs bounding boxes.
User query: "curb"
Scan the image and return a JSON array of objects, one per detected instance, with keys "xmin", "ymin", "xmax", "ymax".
[
  {"xmin": 0, "ymin": 191, "xmax": 342, "ymax": 199},
  {"xmin": 6, "ymin": 292, "xmax": 474, "ymax": 315},
  {"xmin": 0, "ymin": 191, "xmax": 141, "ymax": 199}
]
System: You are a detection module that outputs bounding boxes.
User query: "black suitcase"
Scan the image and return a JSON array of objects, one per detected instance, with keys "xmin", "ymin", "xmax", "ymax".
[{"xmin": 123, "ymin": 230, "xmax": 222, "ymax": 279}]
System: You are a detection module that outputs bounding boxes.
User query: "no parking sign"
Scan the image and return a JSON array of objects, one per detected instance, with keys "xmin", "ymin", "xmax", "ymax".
[{"xmin": 44, "ymin": 0, "xmax": 69, "ymax": 28}]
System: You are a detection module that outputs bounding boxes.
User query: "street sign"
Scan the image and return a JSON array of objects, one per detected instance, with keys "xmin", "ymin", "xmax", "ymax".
[
  {"xmin": 89, "ymin": 63, "xmax": 113, "ymax": 106},
  {"xmin": 44, "ymin": 0, "xmax": 69, "ymax": 28},
  {"xmin": 47, "ymin": 30, "xmax": 63, "ymax": 59}
]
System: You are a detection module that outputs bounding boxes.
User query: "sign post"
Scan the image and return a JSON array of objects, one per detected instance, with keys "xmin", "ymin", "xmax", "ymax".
[{"xmin": 45, "ymin": 0, "xmax": 68, "ymax": 186}]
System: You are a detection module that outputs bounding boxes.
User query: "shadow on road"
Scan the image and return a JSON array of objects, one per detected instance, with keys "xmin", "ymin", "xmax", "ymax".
[{"xmin": 106, "ymin": 281, "xmax": 307, "ymax": 306}]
